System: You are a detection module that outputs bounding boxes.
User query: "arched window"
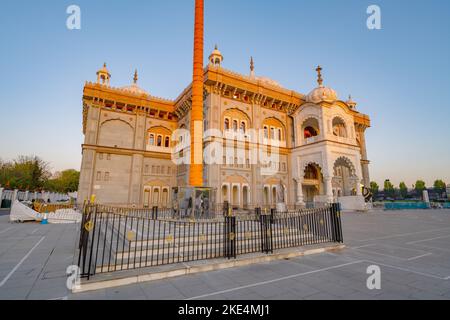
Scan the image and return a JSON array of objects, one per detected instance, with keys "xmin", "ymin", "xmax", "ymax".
[
  {"xmin": 165, "ymin": 136, "xmax": 170, "ymax": 148},
  {"xmin": 304, "ymin": 164, "xmax": 319, "ymax": 180},
  {"xmin": 222, "ymin": 185, "xmax": 228, "ymax": 202},
  {"xmin": 264, "ymin": 126, "xmax": 268, "ymax": 138},
  {"xmin": 157, "ymin": 135, "xmax": 162, "ymax": 147},
  {"xmin": 332, "ymin": 118, "xmax": 347, "ymax": 138},
  {"xmin": 233, "ymin": 120, "xmax": 238, "ymax": 131},
  {"xmin": 270, "ymin": 128, "xmax": 275, "ymax": 139},
  {"xmin": 149, "ymin": 134, "xmax": 155, "ymax": 145},
  {"xmin": 224, "ymin": 118, "xmax": 230, "ymax": 130},
  {"xmin": 277, "ymin": 128, "xmax": 282, "ymax": 140},
  {"xmin": 240, "ymin": 121, "xmax": 246, "ymax": 133},
  {"xmin": 304, "ymin": 126, "xmax": 318, "ymax": 139}
]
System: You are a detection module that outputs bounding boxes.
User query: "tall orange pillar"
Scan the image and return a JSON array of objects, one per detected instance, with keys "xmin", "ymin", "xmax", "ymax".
[{"xmin": 189, "ymin": 0, "xmax": 204, "ymax": 187}]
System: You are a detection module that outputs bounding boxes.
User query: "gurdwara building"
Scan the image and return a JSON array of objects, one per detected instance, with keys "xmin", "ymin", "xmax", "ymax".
[{"xmin": 78, "ymin": 47, "xmax": 371, "ymax": 210}]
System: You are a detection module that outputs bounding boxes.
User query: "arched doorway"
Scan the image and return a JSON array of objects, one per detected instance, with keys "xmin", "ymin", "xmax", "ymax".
[
  {"xmin": 263, "ymin": 186, "xmax": 270, "ymax": 206},
  {"xmin": 271, "ymin": 187, "xmax": 277, "ymax": 206},
  {"xmin": 333, "ymin": 157, "xmax": 357, "ymax": 196},
  {"xmin": 144, "ymin": 189, "xmax": 150, "ymax": 207},
  {"xmin": 242, "ymin": 186, "xmax": 249, "ymax": 208},
  {"xmin": 222, "ymin": 185, "xmax": 229, "ymax": 204},
  {"xmin": 302, "ymin": 163, "xmax": 323, "ymax": 203},
  {"xmin": 152, "ymin": 188, "xmax": 160, "ymax": 205},
  {"xmin": 232, "ymin": 185, "xmax": 239, "ymax": 206},
  {"xmin": 162, "ymin": 188, "xmax": 169, "ymax": 207}
]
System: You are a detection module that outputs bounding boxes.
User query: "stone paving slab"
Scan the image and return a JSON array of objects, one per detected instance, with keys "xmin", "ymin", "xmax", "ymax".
[{"xmin": 1, "ymin": 209, "xmax": 450, "ymax": 300}]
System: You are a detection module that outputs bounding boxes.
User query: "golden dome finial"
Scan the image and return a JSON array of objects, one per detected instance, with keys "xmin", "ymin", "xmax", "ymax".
[
  {"xmin": 316, "ymin": 65, "xmax": 323, "ymax": 87},
  {"xmin": 133, "ymin": 69, "xmax": 138, "ymax": 84}
]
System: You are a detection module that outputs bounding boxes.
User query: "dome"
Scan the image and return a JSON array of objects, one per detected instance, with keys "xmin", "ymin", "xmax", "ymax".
[
  {"xmin": 306, "ymin": 66, "xmax": 338, "ymax": 103},
  {"xmin": 121, "ymin": 83, "xmax": 149, "ymax": 96},
  {"xmin": 121, "ymin": 69, "xmax": 149, "ymax": 95},
  {"xmin": 257, "ymin": 76, "xmax": 281, "ymax": 87},
  {"xmin": 306, "ymin": 85, "xmax": 338, "ymax": 104}
]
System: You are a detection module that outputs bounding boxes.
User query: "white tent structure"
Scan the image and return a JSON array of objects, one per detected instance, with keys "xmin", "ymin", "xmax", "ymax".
[{"xmin": 9, "ymin": 201, "xmax": 81, "ymax": 224}]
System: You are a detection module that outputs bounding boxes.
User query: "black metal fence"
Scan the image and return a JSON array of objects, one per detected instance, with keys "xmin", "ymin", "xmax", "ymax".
[{"xmin": 77, "ymin": 203, "xmax": 343, "ymax": 279}]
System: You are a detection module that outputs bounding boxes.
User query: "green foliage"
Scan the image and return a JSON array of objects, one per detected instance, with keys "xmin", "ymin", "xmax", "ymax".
[
  {"xmin": 433, "ymin": 179, "xmax": 446, "ymax": 191},
  {"xmin": 414, "ymin": 180, "xmax": 426, "ymax": 192},
  {"xmin": 399, "ymin": 182, "xmax": 408, "ymax": 198},
  {"xmin": 45, "ymin": 169, "xmax": 80, "ymax": 193},
  {"xmin": 384, "ymin": 179, "xmax": 395, "ymax": 197},
  {"xmin": 0, "ymin": 156, "xmax": 50, "ymax": 190},
  {"xmin": 370, "ymin": 181, "xmax": 379, "ymax": 195},
  {"xmin": 0, "ymin": 156, "xmax": 79, "ymax": 193},
  {"xmin": 384, "ymin": 180, "xmax": 394, "ymax": 191}
]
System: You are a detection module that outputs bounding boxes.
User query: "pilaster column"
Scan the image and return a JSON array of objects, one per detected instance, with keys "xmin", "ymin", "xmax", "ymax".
[
  {"xmin": 324, "ymin": 176, "xmax": 334, "ymax": 203},
  {"xmin": 25, "ymin": 191, "xmax": 29, "ymax": 201},
  {"xmin": 296, "ymin": 179, "xmax": 305, "ymax": 205},
  {"xmin": 355, "ymin": 178, "xmax": 362, "ymax": 196},
  {"xmin": 0, "ymin": 188, "xmax": 4, "ymax": 203}
]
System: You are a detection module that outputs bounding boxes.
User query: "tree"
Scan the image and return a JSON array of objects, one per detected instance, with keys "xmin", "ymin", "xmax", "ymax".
[
  {"xmin": 0, "ymin": 156, "xmax": 50, "ymax": 190},
  {"xmin": 399, "ymin": 182, "xmax": 408, "ymax": 199},
  {"xmin": 384, "ymin": 179, "xmax": 395, "ymax": 198},
  {"xmin": 414, "ymin": 180, "xmax": 426, "ymax": 193},
  {"xmin": 45, "ymin": 169, "xmax": 80, "ymax": 193},
  {"xmin": 433, "ymin": 180, "xmax": 446, "ymax": 192},
  {"xmin": 370, "ymin": 181, "xmax": 379, "ymax": 195}
]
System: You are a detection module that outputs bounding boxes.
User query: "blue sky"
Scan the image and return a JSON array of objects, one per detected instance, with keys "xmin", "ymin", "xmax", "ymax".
[{"xmin": 0, "ymin": 0, "xmax": 449, "ymax": 187}]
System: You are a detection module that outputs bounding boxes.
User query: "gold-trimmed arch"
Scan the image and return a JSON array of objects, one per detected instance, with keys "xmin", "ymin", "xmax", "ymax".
[
  {"xmin": 262, "ymin": 117, "xmax": 286, "ymax": 141},
  {"xmin": 222, "ymin": 108, "xmax": 251, "ymax": 131}
]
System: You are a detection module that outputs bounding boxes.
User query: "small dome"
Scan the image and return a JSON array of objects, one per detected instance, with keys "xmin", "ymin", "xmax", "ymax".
[
  {"xmin": 121, "ymin": 83, "xmax": 149, "ymax": 95},
  {"xmin": 257, "ymin": 76, "xmax": 281, "ymax": 87},
  {"xmin": 346, "ymin": 95, "xmax": 357, "ymax": 109},
  {"xmin": 96, "ymin": 63, "xmax": 110, "ymax": 77},
  {"xmin": 209, "ymin": 45, "xmax": 223, "ymax": 66},
  {"xmin": 306, "ymin": 85, "xmax": 338, "ymax": 104}
]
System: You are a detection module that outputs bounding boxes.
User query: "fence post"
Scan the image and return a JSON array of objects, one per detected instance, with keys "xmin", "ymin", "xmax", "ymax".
[
  {"xmin": 223, "ymin": 201, "xmax": 229, "ymax": 217},
  {"xmin": 12, "ymin": 189, "xmax": 18, "ymax": 203},
  {"xmin": 255, "ymin": 207, "xmax": 261, "ymax": 220},
  {"xmin": 224, "ymin": 216, "xmax": 236, "ymax": 259},
  {"xmin": 0, "ymin": 188, "xmax": 3, "ymax": 204},
  {"xmin": 334, "ymin": 203, "xmax": 343, "ymax": 243},
  {"xmin": 152, "ymin": 206, "xmax": 158, "ymax": 220},
  {"xmin": 330, "ymin": 203, "xmax": 343, "ymax": 243},
  {"xmin": 270, "ymin": 208, "xmax": 275, "ymax": 224}
]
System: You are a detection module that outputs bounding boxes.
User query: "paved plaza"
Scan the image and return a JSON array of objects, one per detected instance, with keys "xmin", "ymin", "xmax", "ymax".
[{"xmin": 0, "ymin": 208, "xmax": 450, "ymax": 300}]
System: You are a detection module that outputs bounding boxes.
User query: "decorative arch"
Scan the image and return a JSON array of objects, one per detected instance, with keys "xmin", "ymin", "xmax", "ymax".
[
  {"xmin": 300, "ymin": 116, "xmax": 321, "ymax": 140},
  {"xmin": 222, "ymin": 108, "xmax": 251, "ymax": 131},
  {"xmin": 300, "ymin": 161, "xmax": 324, "ymax": 177},
  {"xmin": 223, "ymin": 174, "xmax": 249, "ymax": 185},
  {"xmin": 147, "ymin": 126, "xmax": 173, "ymax": 147},
  {"xmin": 98, "ymin": 118, "xmax": 134, "ymax": 149},
  {"xmin": 262, "ymin": 117, "xmax": 286, "ymax": 141},
  {"xmin": 333, "ymin": 156, "xmax": 357, "ymax": 177},
  {"xmin": 332, "ymin": 116, "xmax": 348, "ymax": 138},
  {"xmin": 100, "ymin": 118, "xmax": 134, "ymax": 129}
]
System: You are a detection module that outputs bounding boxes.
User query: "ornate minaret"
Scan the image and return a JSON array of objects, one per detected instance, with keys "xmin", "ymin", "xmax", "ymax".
[{"xmin": 189, "ymin": 0, "xmax": 204, "ymax": 187}]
